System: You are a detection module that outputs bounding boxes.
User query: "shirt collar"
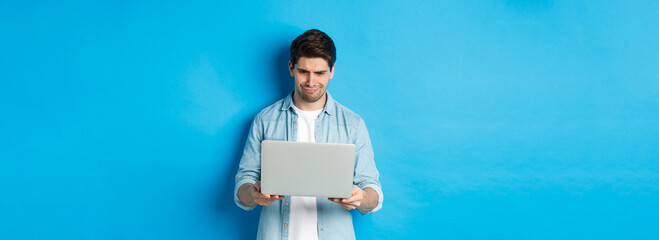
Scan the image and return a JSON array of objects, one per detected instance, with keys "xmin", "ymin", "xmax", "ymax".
[{"xmin": 281, "ymin": 90, "xmax": 335, "ymax": 116}]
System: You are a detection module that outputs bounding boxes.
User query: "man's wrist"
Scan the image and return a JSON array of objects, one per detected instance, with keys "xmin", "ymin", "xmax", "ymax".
[
  {"xmin": 357, "ymin": 187, "xmax": 377, "ymax": 212},
  {"xmin": 238, "ymin": 183, "xmax": 257, "ymax": 207}
]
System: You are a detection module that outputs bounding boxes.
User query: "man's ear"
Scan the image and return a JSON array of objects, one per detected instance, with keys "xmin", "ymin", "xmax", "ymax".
[
  {"xmin": 329, "ymin": 64, "xmax": 335, "ymax": 79},
  {"xmin": 288, "ymin": 61, "xmax": 295, "ymax": 77}
]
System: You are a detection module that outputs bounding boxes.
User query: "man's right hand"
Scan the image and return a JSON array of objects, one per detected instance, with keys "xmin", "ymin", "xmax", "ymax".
[{"xmin": 239, "ymin": 181, "xmax": 285, "ymax": 207}]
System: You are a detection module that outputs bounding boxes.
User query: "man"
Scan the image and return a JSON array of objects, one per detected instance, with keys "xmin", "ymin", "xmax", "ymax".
[{"xmin": 234, "ymin": 29, "xmax": 383, "ymax": 240}]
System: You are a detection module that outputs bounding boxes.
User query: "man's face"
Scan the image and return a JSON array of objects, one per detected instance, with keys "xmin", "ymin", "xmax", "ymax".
[{"xmin": 289, "ymin": 57, "xmax": 334, "ymax": 103}]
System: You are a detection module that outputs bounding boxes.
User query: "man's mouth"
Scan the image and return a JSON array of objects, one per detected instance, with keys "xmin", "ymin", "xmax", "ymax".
[{"xmin": 303, "ymin": 88, "xmax": 318, "ymax": 94}]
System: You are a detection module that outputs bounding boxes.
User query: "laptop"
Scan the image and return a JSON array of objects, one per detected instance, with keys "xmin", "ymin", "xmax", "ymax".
[{"xmin": 260, "ymin": 140, "xmax": 355, "ymax": 198}]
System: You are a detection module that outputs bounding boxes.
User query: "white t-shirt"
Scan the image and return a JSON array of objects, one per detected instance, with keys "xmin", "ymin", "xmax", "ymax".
[{"xmin": 289, "ymin": 105, "xmax": 322, "ymax": 240}]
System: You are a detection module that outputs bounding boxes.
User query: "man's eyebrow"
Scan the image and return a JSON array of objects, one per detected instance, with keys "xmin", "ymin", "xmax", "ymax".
[{"xmin": 297, "ymin": 68, "xmax": 328, "ymax": 73}]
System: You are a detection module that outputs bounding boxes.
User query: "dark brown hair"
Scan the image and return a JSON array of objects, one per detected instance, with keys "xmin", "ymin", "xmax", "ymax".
[{"xmin": 290, "ymin": 29, "xmax": 336, "ymax": 70}]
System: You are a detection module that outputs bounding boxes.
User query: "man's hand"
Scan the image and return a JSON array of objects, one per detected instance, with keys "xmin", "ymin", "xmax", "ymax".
[
  {"xmin": 251, "ymin": 181, "xmax": 285, "ymax": 206},
  {"xmin": 238, "ymin": 181, "xmax": 285, "ymax": 207},
  {"xmin": 328, "ymin": 185, "xmax": 365, "ymax": 211}
]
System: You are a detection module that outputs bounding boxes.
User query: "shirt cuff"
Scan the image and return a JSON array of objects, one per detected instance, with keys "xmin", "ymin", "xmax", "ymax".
[
  {"xmin": 234, "ymin": 178, "xmax": 257, "ymax": 211},
  {"xmin": 359, "ymin": 183, "xmax": 383, "ymax": 215}
]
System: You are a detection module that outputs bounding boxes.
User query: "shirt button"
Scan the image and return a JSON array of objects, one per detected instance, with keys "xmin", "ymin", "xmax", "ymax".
[
  {"xmin": 293, "ymin": 121, "xmax": 296, "ymax": 124},
  {"xmin": 286, "ymin": 203, "xmax": 289, "ymax": 206},
  {"xmin": 316, "ymin": 125, "xmax": 319, "ymax": 128},
  {"xmin": 284, "ymin": 224, "xmax": 287, "ymax": 227},
  {"xmin": 319, "ymin": 207, "xmax": 322, "ymax": 210},
  {"xmin": 320, "ymin": 228, "xmax": 323, "ymax": 231}
]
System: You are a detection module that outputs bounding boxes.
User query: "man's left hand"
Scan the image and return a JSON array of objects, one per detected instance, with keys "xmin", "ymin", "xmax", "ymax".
[{"xmin": 328, "ymin": 185, "xmax": 363, "ymax": 210}]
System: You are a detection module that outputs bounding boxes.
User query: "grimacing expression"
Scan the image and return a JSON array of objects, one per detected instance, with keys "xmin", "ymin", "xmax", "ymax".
[{"xmin": 289, "ymin": 57, "xmax": 334, "ymax": 103}]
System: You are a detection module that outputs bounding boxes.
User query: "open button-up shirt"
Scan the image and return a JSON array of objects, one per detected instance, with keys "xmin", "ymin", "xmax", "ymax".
[{"xmin": 234, "ymin": 92, "xmax": 383, "ymax": 240}]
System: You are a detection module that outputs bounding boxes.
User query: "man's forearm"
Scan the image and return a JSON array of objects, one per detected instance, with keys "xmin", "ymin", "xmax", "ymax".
[
  {"xmin": 357, "ymin": 187, "xmax": 379, "ymax": 212},
  {"xmin": 238, "ymin": 183, "xmax": 257, "ymax": 207}
]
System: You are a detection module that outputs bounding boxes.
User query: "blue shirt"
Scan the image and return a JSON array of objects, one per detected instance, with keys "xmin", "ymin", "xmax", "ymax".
[{"xmin": 234, "ymin": 92, "xmax": 383, "ymax": 240}]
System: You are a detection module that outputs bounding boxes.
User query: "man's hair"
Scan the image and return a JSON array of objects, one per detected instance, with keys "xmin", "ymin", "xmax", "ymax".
[{"xmin": 290, "ymin": 29, "xmax": 336, "ymax": 70}]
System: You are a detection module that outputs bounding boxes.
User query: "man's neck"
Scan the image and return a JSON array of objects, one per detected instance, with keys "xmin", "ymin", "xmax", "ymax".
[{"xmin": 292, "ymin": 90, "xmax": 327, "ymax": 111}]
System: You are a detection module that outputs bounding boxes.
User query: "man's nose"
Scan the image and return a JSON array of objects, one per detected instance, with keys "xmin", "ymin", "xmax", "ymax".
[{"xmin": 306, "ymin": 73, "xmax": 317, "ymax": 85}]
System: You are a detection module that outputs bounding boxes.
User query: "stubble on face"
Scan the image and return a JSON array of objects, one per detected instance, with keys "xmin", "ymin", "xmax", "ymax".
[
  {"xmin": 290, "ymin": 57, "xmax": 333, "ymax": 108},
  {"xmin": 296, "ymin": 83, "xmax": 326, "ymax": 103}
]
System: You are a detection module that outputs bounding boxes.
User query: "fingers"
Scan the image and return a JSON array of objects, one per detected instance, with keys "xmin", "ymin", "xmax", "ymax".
[
  {"xmin": 328, "ymin": 186, "xmax": 364, "ymax": 210},
  {"xmin": 254, "ymin": 196, "xmax": 284, "ymax": 206},
  {"xmin": 341, "ymin": 191, "xmax": 363, "ymax": 204},
  {"xmin": 257, "ymin": 194, "xmax": 285, "ymax": 201},
  {"xmin": 352, "ymin": 185, "xmax": 360, "ymax": 195},
  {"xmin": 328, "ymin": 198, "xmax": 355, "ymax": 210},
  {"xmin": 339, "ymin": 202, "xmax": 360, "ymax": 210},
  {"xmin": 252, "ymin": 188, "xmax": 285, "ymax": 206},
  {"xmin": 342, "ymin": 205, "xmax": 356, "ymax": 210},
  {"xmin": 254, "ymin": 191, "xmax": 285, "ymax": 200},
  {"xmin": 329, "ymin": 186, "xmax": 363, "ymax": 202},
  {"xmin": 342, "ymin": 194, "xmax": 362, "ymax": 203},
  {"xmin": 263, "ymin": 194, "xmax": 285, "ymax": 200},
  {"xmin": 328, "ymin": 197, "xmax": 361, "ymax": 210},
  {"xmin": 342, "ymin": 196, "xmax": 361, "ymax": 203}
]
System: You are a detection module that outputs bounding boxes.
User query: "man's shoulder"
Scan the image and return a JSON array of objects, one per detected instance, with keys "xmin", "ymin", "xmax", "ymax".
[
  {"xmin": 330, "ymin": 99, "xmax": 364, "ymax": 127},
  {"xmin": 254, "ymin": 98, "xmax": 287, "ymax": 121}
]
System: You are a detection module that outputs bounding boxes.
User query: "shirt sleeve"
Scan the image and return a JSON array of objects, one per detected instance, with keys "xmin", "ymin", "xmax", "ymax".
[
  {"xmin": 352, "ymin": 118, "xmax": 383, "ymax": 215},
  {"xmin": 234, "ymin": 114, "xmax": 263, "ymax": 211}
]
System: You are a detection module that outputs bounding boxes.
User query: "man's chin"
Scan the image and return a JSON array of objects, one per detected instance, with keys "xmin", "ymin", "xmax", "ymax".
[{"xmin": 300, "ymin": 91, "xmax": 325, "ymax": 103}]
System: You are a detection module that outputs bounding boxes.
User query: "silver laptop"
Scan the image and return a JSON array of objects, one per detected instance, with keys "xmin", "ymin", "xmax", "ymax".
[{"xmin": 261, "ymin": 140, "xmax": 355, "ymax": 198}]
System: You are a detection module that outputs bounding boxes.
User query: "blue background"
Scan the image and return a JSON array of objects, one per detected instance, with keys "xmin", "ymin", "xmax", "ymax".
[{"xmin": 1, "ymin": 1, "xmax": 658, "ymax": 239}]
